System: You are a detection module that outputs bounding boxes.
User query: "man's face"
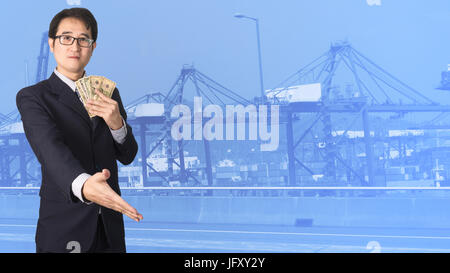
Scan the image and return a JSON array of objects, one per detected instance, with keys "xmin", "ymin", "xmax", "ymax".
[{"xmin": 49, "ymin": 17, "xmax": 96, "ymax": 80}]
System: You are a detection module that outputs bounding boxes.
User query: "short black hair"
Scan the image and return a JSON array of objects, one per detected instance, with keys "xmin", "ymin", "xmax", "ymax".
[{"xmin": 48, "ymin": 8, "xmax": 98, "ymax": 42}]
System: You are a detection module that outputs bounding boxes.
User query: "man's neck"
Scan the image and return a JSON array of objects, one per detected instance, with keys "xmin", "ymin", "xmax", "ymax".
[{"xmin": 55, "ymin": 67, "xmax": 85, "ymax": 81}]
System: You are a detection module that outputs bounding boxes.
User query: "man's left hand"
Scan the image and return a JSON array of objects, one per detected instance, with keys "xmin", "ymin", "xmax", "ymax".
[{"xmin": 85, "ymin": 89, "xmax": 123, "ymax": 130}]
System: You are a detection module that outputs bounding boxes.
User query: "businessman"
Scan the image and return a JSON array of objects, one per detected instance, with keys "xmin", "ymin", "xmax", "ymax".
[{"xmin": 16, "ymin": 8, "xmax": 143, "ymax": 253}]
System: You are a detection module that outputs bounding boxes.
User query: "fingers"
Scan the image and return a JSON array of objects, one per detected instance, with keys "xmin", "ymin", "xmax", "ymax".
[
  {"xmin": 85, "ymin": 102, "xmax": 116, "ymax": 124},
  {"xmin": 94, "ymin": 89, "xmax": 116, "ymax": 104},
  {"xmin": 105, "ymin": 184, "xmax": 142, "ymax": 222},
  {"xmin": 85, "ymin": 101, "xmax": 110, "ymax": 115},
  {"xmin": 100, "ymin": 191, "xmax": 143, "ymax": 222},
  {"xmin": 86, "ymin": 97, "xmax": 111, "ymax": 108},
  {"xmin": 85, "ymin": 104, "xmax": 106, "ymax": 119},
  {"xmin": 93, "ymin": 169, "xmax": 110, "ymax": 180},
  {"xmin": 86, "ymin": 171, "xmax": 143, "ymax": 222},
  {"xmin": 87, "ymin": 109, "xmax": 108, "ymax": 121},
  {"xmin": 85, "ymin": 94, "xmax": 120, "ymax": 124},
  {"xmin": 102, "ymin": 169, "xmax": 110, "ymax": 179},
  {"xmin": 88, "ymin": 89, "xmax": 116, "ymax": 106},
  {"xmin": 122, "ymin": 209, "xmax": 144, "ymax": 222},
  {"xmin": 113, "ymin": 195, "xmax": 143, "ymax": 222},
  {"xmin": 85, "ymin": 92, "xmax": 115, "ymax": 113}
]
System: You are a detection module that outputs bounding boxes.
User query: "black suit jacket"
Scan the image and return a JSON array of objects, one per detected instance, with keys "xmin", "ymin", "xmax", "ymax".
[{"xmin": 16, "ymin": 72, "xmax": 138, "ymax": 253}]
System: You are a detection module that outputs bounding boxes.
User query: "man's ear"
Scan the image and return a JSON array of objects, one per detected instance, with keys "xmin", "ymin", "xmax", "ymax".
[
  {"xmin": 91, "ymin": 41, "xmax": 96, "ymax": 55},
  {"xmin": 48, "ymin": 38, "xmax": 54, "ymax": 53}
]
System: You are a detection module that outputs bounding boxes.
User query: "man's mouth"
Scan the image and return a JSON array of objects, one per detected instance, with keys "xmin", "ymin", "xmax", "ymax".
[{"xmin": 68, "ymin": 56, "xmax": 80, "ymax": 59}]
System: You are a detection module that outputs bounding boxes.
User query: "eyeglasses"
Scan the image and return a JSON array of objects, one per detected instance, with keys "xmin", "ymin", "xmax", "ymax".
[{"xmin": 54, "ymin": 35, "xmax": 94, "ymax": 48}]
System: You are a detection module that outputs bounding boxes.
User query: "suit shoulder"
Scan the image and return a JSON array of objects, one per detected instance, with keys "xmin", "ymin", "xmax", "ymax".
[
  {"xmin": 111, "ymin": 87, "xmax": 123, "ymax": 101},
  {"xmin": 16, "ymin": 80, "xmax": 53, "ymax": 108},
  {"xmin": 17, "ymin": 80, "xmax": 51, "ymax": 100},
  {"xmin": 113, "ymin": 86, "xmax": 121, "ymax": 95}
]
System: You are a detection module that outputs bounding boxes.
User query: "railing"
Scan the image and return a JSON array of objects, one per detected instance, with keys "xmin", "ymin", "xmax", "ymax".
[{"xmin": 1, "ymin": 186, "xmax": 450, "ymax": 197}]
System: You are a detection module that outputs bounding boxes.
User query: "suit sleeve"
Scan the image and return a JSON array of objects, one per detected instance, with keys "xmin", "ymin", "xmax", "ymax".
[
  {"xmin": 16, "ymin": 89, "xmax": 86, "ymax": 203},
  {"xmin": 111, "ymin": 88, "xmax": 138, "ymax": 165}
]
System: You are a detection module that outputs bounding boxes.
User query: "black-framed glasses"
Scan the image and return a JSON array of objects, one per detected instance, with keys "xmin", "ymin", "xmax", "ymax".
[{"xmin": 54, "ymin": 35, "xmax": 94, "ymax": 48}]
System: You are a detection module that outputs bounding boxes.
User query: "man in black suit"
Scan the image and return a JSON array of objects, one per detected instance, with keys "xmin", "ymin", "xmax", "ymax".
[{"xmin": 16, "ymin": 8, "xmax": 143, "ymax": 253}]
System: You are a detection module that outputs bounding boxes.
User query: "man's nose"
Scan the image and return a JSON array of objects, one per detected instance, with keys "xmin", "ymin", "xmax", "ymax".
[{"xmin": 69, "ymin": 40, "xmax": 81, "ymax": 51}]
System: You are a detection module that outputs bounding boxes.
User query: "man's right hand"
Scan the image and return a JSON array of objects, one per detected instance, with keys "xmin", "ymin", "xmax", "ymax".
[{"xmin": 82, "ymin": 169, "xmax": 143, "ymax": 222}]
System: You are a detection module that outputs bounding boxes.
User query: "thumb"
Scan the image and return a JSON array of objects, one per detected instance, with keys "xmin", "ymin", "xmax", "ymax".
[{"xmin": 102, "ymin": 169, "xmax": 110, "ymax": 179}]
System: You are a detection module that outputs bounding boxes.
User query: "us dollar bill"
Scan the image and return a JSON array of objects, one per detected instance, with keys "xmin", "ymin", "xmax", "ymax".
[
  {"xmin": 75, "ymin": 75, "xmax": 117, "ymax": 118},
  {"xmin": 75, "ymin": 78, "xmax": 89, "ymax": 105},
  {"xmin": 100, "ymin": 77, "xmax": 116, "ymax": 98},
  {"xmin": 89, "ymin": 75, "xmax": 103, "ymax": 101}
]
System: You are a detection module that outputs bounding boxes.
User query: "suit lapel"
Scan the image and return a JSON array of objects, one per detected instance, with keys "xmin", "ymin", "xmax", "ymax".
[{"xmin": 47, "ymin": 73, "xmax": 92, "ymax": 129}]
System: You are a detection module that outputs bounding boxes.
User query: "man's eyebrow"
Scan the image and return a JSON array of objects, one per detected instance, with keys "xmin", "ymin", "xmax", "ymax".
[{"xmin": 60, "ymin": 31, "xmax": 91, "ymax": 38}]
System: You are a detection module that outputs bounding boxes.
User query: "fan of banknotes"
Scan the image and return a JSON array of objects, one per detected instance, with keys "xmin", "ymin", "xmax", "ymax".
[{"xmin": 75, "ymin": 76, "xmax": 116, "ymax": 117}]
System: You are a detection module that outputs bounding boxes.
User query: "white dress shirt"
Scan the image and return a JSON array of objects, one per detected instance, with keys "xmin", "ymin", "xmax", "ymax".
[{"xmin": 53, "ymin": 69, "xmax": 127, "ymax": 205}]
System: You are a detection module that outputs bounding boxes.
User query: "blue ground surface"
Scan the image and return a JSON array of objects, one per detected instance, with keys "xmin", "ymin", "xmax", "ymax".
[{"xmin": 1, "ymin": 217, "xmax": 450, "ymax": 253}]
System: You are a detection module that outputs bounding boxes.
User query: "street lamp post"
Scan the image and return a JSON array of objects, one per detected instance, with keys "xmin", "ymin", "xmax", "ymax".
[{"xmin": 234, "ymin": 13, "xmax": 265, "ymax": 101}]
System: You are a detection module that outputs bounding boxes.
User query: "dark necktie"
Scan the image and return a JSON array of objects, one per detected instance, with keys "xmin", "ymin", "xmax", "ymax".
[{"xmin": 74, "ymin": 87, "xmax": 82, "ymax": 102}]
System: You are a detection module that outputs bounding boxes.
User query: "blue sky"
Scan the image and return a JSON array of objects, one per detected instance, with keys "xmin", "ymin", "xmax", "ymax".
[{"xmin": 1, "ymin": 0, "xmax": 449, "ymax": 114}]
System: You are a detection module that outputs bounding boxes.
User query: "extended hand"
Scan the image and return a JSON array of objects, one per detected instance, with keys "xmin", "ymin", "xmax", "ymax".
[
  {"xmin": 85, "ymin": 89, "xmax": 123, "ymax": 130},
  {"xmin": 82, "ymin": 169, "xmax": 143, "ymax": 222}
]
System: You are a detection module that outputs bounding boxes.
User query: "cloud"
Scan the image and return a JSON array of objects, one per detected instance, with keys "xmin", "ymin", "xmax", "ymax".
[
  {"xmin": 66, "ymin": 0, "xmax": 81, "ymax": 6},
  {"xmin": 366, "ymin": 0, "xmax": 381, "ymax": 6}
]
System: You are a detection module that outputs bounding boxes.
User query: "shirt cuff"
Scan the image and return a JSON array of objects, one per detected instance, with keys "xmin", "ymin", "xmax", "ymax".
[
  {"xmin": 72, "ymin": 173, "xmax": 93, "ymax": 204},
  {"xmin": 110, "ymin": 116, "xmax": 127, "ymax": 144}
]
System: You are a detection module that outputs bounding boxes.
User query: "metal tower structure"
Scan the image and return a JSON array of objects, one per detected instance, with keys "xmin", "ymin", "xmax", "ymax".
[
  {"xmin": 36, "ymin": 31, "xmax": 50, "ymax": 83},
  {"xmin": 271, "ymin": 41, "xmax": 450, "ymax": 187},
  {"xmin": 0, "ymin": 32, "xmax": 50, "ymax": 186},
  {"xmin": 127, "ymin": 65, "xmax": 255, "ymax": 193}
]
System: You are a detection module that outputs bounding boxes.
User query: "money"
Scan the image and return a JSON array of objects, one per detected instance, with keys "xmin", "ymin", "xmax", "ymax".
[
  {"xmin": 89, "ymin": 76, "xmax": 116, "ymax": 101},
  {"xmin": 100, "ymin": 77, "xmax": 116, "ymax": 98},
  {"xmin": 75, "ymin": 75, "xmax": 116, "ymax": 117},
  {"xmin": 75, "ymin": 79, "xmax": 88, "ymax": 104},
  {"xmin": 89, "ymin": 76, "xmax": 102, "ymax": 100}
]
